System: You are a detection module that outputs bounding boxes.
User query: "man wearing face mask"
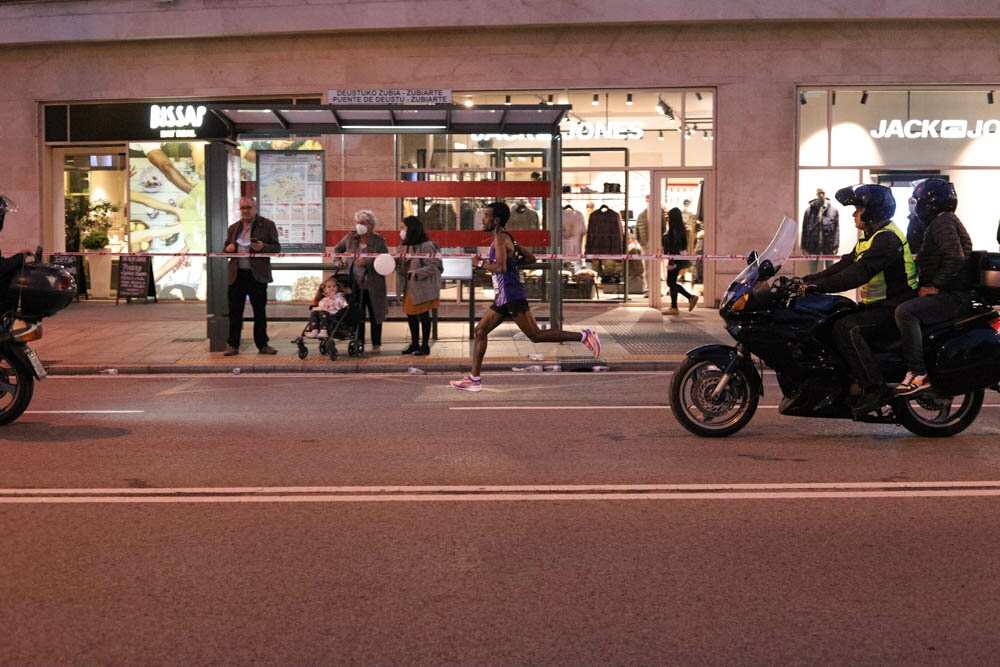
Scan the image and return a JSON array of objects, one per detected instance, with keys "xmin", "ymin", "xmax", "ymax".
[{"xmin": 333, "ymin": 209, "xmax": 389, "ymax": 354}]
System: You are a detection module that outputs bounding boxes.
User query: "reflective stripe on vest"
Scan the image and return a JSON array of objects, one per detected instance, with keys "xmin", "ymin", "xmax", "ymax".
[{"xmin": 856, "ymin": 222, "xmax": 918, "ymax": 304}]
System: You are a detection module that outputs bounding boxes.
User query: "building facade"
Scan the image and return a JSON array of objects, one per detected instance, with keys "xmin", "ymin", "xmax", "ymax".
[{"xmin": 3, "ymin": 1, "xmax": 1000, "ymax": 306}]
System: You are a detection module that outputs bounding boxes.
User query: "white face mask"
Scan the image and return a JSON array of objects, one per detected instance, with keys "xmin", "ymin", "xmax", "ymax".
[{"xmin": 356, "ymin": 224, "xmax": 368, "ymax": 236}]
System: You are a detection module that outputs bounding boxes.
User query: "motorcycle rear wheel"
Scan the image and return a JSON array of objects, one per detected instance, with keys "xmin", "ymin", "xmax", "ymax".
[
  {"xmin": 0, "ymin": 348, "xmax": 35, "ymax": 426},
  {"xmin": 670, "ymin": 356, "xmax": 759, "ymax": 437},
  {"xmin": 894, "ymin": 388, "xmax": 983, "ymax": 437}
]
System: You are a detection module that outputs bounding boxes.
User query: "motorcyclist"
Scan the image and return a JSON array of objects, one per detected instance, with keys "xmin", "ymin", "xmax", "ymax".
[
  {"xmin": 0, "ymin": 196, "xmax": 36, "ymax": 279},
  {"xmin": 893, "ymin": 179, "xmax": 973, "ymax": 396},
  {"xmin": 802, "ymin": 184, "xmax": 918, "ymax": 415}
]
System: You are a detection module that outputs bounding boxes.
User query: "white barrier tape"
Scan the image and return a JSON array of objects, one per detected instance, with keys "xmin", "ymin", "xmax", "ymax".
[{"xmin": 48, "ymin": 251, "xmax": 845, "ymax": 262}]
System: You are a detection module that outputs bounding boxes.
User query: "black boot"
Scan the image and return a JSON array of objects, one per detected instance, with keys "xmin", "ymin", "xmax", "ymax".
[
  {"xmin": 414, "ymin": 344, "xmax": 430, "ymax": 356},
  {"xmin": 401, "ymin": 342, "xmax": 419, "ymax": 355}
]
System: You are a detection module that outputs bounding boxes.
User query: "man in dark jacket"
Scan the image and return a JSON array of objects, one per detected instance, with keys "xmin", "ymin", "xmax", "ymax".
[
  {"xmin": 804, "ymin": 184, "xmax": 917, "ymax": 415},
  {"xmin": 893, "ymin": 179, "xmax": 973, "ymax": 396}
]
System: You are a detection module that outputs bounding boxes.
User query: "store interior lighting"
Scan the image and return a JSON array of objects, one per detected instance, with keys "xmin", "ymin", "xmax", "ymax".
[
  {"xmin": 831, "ymin": 91, "xmax": 837, "ymax": 105},
  {"xmin": 658, "ymin": 131, "xmax": 664, "ymax": 141},
  {"xmin": 464, "ymin": 97, "xmax": 474, "ymax": 107},
  {"xmin": 702, "ymin": 130, "xmax": 712, "ymax": 141},
  {"xmin": 655, "ymin": 96, "xmax": 674, "ymax": 119},
  {"xmin": 860, "ymin": 90, "xmax": 869, "ymax": 104},
  {"xmin": 989, "ymin": 90, "xmax": 995, "ymax": 105},
  {"xmin": 626, "ymin": 93, "xmax": 633, "ymax": 106},
  {"xmin": 592, "ymin": 93, "xmax": 599, "ymax": 106},
  {"xmin": 799, "ymin": 92, "xmax": 807, "ymax": 105},
  {"xmin": 504, "ymin": 95, "xmax": 511, "ymax": 105},
  {"xmin": 695, "ymin": 92, "xmax": 703, "ymax": 101},
  {"xmin": 547, "ymin": 94, "xmax": 554, "ymax": 105}
]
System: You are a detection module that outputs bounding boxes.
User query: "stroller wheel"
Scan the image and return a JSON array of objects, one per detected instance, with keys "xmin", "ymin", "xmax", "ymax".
[
  {"xmin": 348, "ymin": 340, "xmax": 362, "ymax": 357},
  {"xmin": 297, "ymin": 347, "xmax": 308, "ymax": 360},
  {"xmin": 319, "ymin": 340, "xmax": 327, "ymax": 354},
  {"xmin": 328, "ymin": 343, "xmax": 338, "ymax": 361}
]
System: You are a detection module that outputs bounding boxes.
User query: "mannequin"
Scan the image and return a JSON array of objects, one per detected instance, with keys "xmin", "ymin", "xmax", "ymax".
[{"xmin": 801, "ymin": 187, "xmax": 839, "ymax": 272}]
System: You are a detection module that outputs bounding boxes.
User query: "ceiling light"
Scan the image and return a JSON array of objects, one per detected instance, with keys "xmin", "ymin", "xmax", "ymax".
[
  {"xmin": 860, "ymin": 90, "xmax": 869, "ymax": 104},
  {"xmin": 695, "ymin": 92, "xmax": 703, "ymax": 101},
  {"xmin": 799, "ymin": 92, "xmax": 807, "ymax": 105},
  {"xmin": 593, "ymin": 94, "xmax": 599, "ymax": 106},
  {"xmin": 626, "ymin": 93, "xmax": 633, "ymax": 106},
  {"xmin": 464, "ymin": 97, "xmax": 474, "ymax": 108},
  {"xmin": 658, "ymin": 131, "xmax": 664, "ymax": 141},
  {"xmin": 547, "ymin": 94, "xmax": 554, "ymax": 105},
  {"xmin": 505, "ymin": 95, "xmax": 511, "ymax": 105},
  {"xmin": 831, "ymin": 91, "xmax": 837, "ymax": 106},
  {"xmin": 655, "ymin": 97, "xmax": 674, "ymax": 120},
  {"xmin": 990, "ymin": 90, "xmax": 995, "ymax": 105},
  {"xmin": 702, "ymin": 130, "xmax": 711, "ymax": 141}
]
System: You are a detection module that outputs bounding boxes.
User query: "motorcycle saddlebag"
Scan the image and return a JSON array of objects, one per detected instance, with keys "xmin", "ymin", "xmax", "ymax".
[
  {"xmin": 6, "ymin": 262, "xmax": 77, "ymax": 321},
  {"xmin": 969, "ymin": 251, "xmax": 1000, "ymax": 305},
  {"xmin": 929, "ymin": 308, "xmax": 1000, "ymax": 395}
]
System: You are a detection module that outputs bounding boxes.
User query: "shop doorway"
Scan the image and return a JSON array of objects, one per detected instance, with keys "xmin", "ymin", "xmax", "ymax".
[
  {"xmin": 51, "ymin": 146, "xmax": 128, "ymax": 297},
  {"xmin": 649, "ymin": 171, "xmax": 712, "ymax": 310}
]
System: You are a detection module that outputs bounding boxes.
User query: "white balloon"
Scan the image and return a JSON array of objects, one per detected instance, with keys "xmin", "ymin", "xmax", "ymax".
[{"xmin": 373, "ymin": 253, "xmax": 395, "ymax": 276}]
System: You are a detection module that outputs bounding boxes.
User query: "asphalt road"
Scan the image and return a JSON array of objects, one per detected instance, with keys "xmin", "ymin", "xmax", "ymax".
[{"xmin": 3, "ymin": 373, "xmax": 1000, "ymax": 665}]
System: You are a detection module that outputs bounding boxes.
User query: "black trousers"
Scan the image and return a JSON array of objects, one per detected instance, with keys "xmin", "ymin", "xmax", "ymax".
[
  {"xmin": 830, "ymin": 303, "xmax": 895, "ymax": 389},
  {"xmin": 359, "ymin": 289, "xmax": 382, "ymax": 347},
  {"xmin": 227, "ymin": 269, "xmax": 269, "ymax": 349}
]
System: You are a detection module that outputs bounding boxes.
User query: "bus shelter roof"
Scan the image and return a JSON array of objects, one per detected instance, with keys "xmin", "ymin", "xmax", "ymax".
[{"xmin": 207, "ymin": 103, "xmax": 571, "ymax": 137}]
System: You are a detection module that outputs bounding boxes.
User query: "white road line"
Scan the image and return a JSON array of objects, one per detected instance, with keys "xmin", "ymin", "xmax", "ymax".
[
  {"xmin": 24, "ymin": 410, "xmax": 145, "ymax": 414},
  {"xmin": 5, "ymin": 482, "xmax": 1000, "ymax": 504}
]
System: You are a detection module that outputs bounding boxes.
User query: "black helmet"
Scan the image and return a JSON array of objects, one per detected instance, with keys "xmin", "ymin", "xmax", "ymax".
[
  {"xmin": 912, "ymin": 178, "xmax": 957, "ymax": 224},
  {"xmin": 834, "ymin": 184, "xmax": 895, "ymax": 225}
]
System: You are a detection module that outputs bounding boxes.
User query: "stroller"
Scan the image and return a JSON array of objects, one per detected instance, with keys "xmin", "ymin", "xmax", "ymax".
[{"xmin": 292, "ymin": 274, "xmax": 365, "ymax": 360}]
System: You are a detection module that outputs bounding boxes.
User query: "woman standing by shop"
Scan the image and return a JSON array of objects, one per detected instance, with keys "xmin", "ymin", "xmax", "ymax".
[
  {"xmin": 397, "ymin": 215, "xmax": 442, "ymax": 355},
  {"xmin": 334, "ymin": 209, "xmax": 388, "ymax": 354},
  {"xmin": 662, "ymin": 207, "xmax": 699, "ymax": 315}
]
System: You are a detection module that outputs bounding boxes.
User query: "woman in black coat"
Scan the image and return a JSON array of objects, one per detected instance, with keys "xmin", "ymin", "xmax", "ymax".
[{"xmin": 661, "ymin": 207, "xmax": 699, "ymax": 315}]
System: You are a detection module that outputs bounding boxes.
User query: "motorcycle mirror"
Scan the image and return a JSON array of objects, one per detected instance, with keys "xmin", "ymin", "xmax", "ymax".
[
  {"xmin": 758, "ymin": 259, "xmax": 776, "ymax": 280},
  {"xmin": 746, "ymin": 250, "xmax": 758, "ymax": 265}
]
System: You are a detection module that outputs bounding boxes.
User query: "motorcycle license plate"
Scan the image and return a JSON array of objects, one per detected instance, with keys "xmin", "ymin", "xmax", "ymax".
[{"xmin": 24, "ymin": 348, "xmax": 47, "ymax": 379}]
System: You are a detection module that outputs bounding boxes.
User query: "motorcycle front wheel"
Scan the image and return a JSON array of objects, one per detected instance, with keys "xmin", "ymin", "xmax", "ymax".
[
  {"xmin": 0, "ymin": 347, "xmax": 35, "ymax": 426},
  {"xmin": 894, "ymin": 389, "xmax": 983, "ymax": 437},
  {"xmin": 670, "ymin": 356, "xmax": 759, "ymax": 437}
]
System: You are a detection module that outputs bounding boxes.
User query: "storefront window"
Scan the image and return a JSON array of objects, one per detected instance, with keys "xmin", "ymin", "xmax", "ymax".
[{"xmin": 798, "ymin": 86, "xmax": 1000, "ymax": 253}]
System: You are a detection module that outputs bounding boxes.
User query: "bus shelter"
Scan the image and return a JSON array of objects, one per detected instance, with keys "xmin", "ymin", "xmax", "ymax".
[{"xmin": 202, "ymin": 102, "xmax": 570, "ymax": 350}]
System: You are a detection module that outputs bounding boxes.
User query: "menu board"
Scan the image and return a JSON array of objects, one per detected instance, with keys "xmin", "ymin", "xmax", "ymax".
[
  {"xmin": 256, "ymin": 150, "xmax": 325, "ymax": 253},
  {"xmin": 116, "ymin": 255, "xmax": 156, "ymax": 302}
]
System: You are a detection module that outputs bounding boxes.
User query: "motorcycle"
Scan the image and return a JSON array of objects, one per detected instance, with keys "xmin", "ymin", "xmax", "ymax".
[
  {"xmin": 670, "ymin": 216, "xmax": 1000, "ymax": 438},
  {"xmin": 0, "ymin": 196, "xmax": 78, "ymax": 425}
]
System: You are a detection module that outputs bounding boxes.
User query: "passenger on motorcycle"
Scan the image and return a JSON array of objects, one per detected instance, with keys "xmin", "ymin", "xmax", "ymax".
[
  {"xmin": 893, "ymin": 179, "xmax": 973, "ymax": 397},
  {"xmin": 803, "ymin": 184, "xmax": 918, "ymax": 415}
]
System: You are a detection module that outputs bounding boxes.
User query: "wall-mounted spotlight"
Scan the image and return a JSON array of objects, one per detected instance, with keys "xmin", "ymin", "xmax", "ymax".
[
  {"xmin": 799, "ymin": 92, "xmax": 807, "ymax": 105},
  {"xmin": 626, "ymin": 93, "xmax": 633, "ymax": 106},
  {"xmin": 860, "ymin": 90, "xmax": 869, "ymax": 104},
  {"xmin": 655, "ymin": 96, "xmax": 674, "ymax": 120},
  {"xmin": 989, "ymin": 90, "xmax": 995, "ymax": 105},
  {"xmin": 592, "ymin": 93, "xmax": 599, "ymax": 106}
]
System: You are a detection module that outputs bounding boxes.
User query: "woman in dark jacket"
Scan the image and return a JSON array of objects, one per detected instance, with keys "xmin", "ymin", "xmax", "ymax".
[
  {"xmin": 661, "ymin": 207, "xmax": 698, "ymax": 315},
  {"xmin": 894, "ymin": 179, "xmax": 973, "ymax": 396}
]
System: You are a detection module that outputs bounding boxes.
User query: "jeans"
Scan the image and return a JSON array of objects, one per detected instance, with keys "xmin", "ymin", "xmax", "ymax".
[
  {"xmin": 831, "ymin": 303, "xmax": 896, "ymax": 390},
  {"xmin": 894, "ymin": 291, "xmax": 973, "ymax": 374}
]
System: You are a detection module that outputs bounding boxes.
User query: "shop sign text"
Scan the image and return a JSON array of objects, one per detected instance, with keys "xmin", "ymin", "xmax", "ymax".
[
  {"xmin": 871, "ymin": 118, "xmax": 1000, "ymax": 139},
  {"xmin": 471, "ymin": 120, "xmax": 645, "ymax": 144},
  {"xmin": 149, "ymin": 104, "xmax": 208, "ymax": 139},
  {"xmin": 327, "ymin": 89, "xmax": 451, "ymax": 104}
]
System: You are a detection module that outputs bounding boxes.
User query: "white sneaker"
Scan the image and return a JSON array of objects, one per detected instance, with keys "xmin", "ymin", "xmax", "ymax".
[
  {"xmin": 450, "ymin": 375, "xmax": 483, "ymax": 392},
  {"xmin": 895, "ymin": 371, "xmax": 930, "ymax": 396},
  {"xmin": 304, "ymin": 329, "xmax": 319, "ymax": 339}
]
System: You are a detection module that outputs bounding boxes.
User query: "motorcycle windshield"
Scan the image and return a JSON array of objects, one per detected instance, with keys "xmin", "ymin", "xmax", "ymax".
[{"xmin": 722, "ymin": 216, "xmax": 798, "ymax": 307}]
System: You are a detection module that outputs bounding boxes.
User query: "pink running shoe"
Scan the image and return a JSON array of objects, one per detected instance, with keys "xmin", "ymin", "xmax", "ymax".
[
  {"xmin": 450, "ymin": 375, "xmax": 483, "ymax": 392},
  {"xmin": 581, "ymin": 328, "xmax": 601, "ymax": 359}
]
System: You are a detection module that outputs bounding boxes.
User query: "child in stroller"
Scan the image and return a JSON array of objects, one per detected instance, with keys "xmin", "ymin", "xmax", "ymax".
[
  {"xmin": 303, "ymin": 276, "xmax": 347, "ymax": 339},
  {"xmin": 293, "ymin": 274, "xmax": 365, "ymax": 360}
]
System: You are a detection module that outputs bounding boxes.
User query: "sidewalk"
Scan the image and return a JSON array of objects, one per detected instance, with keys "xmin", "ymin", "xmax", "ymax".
[{"xmin": 28, "ymin": 299, "xmax": 730, "ymax": 375}]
